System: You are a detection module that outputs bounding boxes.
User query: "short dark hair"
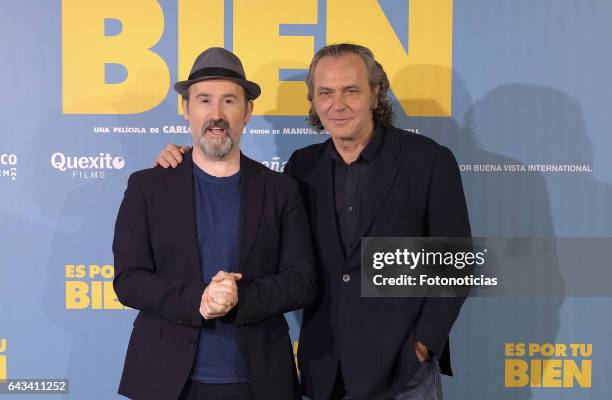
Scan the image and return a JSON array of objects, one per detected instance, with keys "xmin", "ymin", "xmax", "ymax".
[{"xmin": 305, "ymin": 43, "xmax": 394, "ymax": 130}]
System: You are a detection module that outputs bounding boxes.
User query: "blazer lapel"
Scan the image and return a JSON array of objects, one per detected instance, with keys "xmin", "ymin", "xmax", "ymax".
[
  {"xmin": 355, "ymin": 128, "xmax": 402, "ymax": 246},
  {"xmin": 311, "ymin": 143, "xmax": 346, "ymax": 268},
  {"xmin": 166, "ymin": 151, "xmax": 202, "ymax": 281},
  {"xmin": 237, "ymin": 154, "xmax": 265, "ymax": 273}
]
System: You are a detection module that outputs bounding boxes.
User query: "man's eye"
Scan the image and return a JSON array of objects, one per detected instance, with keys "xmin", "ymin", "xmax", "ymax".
[
  {"xmin": 225, "ymin": 99, "xmax": 235, "ymax": 104},
  {"xmin": 200, "ymin": 98, "xmax": 209, "ymax": 103}
]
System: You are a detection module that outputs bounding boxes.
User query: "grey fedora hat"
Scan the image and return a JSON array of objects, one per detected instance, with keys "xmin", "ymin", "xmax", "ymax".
[{"xmin": 173, "ymin": 47, "xmax": 261, "ymax": 100}]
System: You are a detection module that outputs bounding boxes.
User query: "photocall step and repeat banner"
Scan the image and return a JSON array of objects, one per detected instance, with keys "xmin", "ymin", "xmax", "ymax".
[{"xmin": 1, "ymin": 0, "xmax": 611, "ymax": 398}]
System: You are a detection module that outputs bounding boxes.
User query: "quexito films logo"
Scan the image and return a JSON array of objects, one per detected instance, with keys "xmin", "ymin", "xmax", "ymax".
[
  {"xmin": 50, "ymin": 152, "xmax": 125, "ymax": 179},
  {"xmin": 0, "ymin": 153, "xmax": 17, "ymax": 181}
]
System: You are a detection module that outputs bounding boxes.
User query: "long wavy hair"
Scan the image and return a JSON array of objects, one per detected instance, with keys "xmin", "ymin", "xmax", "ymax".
[{"xmin": 305, "ymin": 43, "xmax": 394, "ymax": 130}]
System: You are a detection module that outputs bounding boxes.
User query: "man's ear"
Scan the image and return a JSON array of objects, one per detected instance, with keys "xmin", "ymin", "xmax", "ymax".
[
  {"xmin": 181, "ymin": 98, "xmax": 190, "ymax": 120},
  {"xmin": 244, "ymin": 100, "xmax": 254, "ymax": 124},
  {"xmin": 373, "ymin": 84, "xmax": 380, "ymax": 109}
]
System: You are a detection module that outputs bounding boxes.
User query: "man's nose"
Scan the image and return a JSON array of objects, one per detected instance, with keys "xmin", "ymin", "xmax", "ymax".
[
  {"xmin": 210, "ymin": 101, "xmax": 225, "ymax": 120},
  {"xmin": 331, "ymin": 93, "xmax": 347, "ymax": 111}
]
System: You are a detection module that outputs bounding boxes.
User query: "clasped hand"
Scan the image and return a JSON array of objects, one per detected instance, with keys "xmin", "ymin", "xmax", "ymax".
[{"xmin": 199, "ymin": 271, "xmax": 242, "ymax": 320}]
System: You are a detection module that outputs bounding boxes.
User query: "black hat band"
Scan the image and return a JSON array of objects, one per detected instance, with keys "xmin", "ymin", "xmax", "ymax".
[{"xmin": 188, "ymin": 67, "xmax": 245, "ymax": 81}]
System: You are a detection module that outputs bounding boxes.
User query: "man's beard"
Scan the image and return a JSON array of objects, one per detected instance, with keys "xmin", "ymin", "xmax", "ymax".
[{"xmin": 197, "ymin": 119, "xmax": 234, "ymax": 159}]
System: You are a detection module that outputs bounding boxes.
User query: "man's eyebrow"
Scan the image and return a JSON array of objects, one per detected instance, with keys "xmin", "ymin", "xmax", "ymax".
[
  {"xmin": 194, "ymin": 93, "xmax": 239, "ymax": 99},
  {"xmin": 317, "ymin": 85, "xmax": 360, "ymax": 92}
]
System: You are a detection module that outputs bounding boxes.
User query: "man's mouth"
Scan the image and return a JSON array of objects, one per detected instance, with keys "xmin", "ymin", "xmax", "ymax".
[
  {"xmin": 202, "ymin": 118, "xmax": 230, "ymax": 136},
  {"xmin": 207, "ymin": 127, "xmax": 226, "ymax": 135},
  {"xmin": 330, "ymin": 118, "xmax": 352, "ymax": 123}
]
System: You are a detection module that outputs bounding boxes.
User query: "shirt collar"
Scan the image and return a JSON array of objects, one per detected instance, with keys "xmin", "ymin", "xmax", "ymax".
[{"xmin": 328, "ymin": 124, "xmax": 384, "ymax": 164}]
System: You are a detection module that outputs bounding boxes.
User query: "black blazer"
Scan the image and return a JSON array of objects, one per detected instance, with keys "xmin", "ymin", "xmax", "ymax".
[
  {"xmin": 112, "ymin": 151, "xmax": 316, "ymax": 400},
  {"xmin": 285, "ymin": 126, "xmax": 471, "ymax": 400}
]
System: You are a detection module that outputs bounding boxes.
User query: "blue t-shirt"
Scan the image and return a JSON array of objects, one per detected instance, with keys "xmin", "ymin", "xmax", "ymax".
[{"xmin": 191, "ymin": 164, "xmax": 249, "ymax": 384}]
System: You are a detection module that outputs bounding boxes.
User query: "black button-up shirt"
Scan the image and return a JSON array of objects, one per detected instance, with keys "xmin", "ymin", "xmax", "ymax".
[{"xmin": 329, "ymin": 126, "xmax": 384, "ymax": 257}]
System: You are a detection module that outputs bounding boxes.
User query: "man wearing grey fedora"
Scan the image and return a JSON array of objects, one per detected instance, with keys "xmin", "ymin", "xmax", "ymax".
[{"xmin": 113, "ymin": 47, "xmax": 316, "ymax": 400}]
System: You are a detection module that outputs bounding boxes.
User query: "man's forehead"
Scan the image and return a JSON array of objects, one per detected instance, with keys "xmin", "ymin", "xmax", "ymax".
[
  {"xmin": 313, "ymin": 54, "xmax": 368, "ymax": 84},
  {"xmin": 189, "ymin": 79, "xmax": 246, "ymax": 96}
]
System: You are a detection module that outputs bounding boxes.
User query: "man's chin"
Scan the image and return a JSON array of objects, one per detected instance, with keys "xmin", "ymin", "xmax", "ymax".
[
  {"xmin": 202, "ymin": 134, "xmax": 229, "ymax": 146},
  {"xmin": 197, "ymin": 139, "xmax": 234, "ymax": 160},
  {"xmin": 329, "ymin": 131, "xmax": 356, "ymax": 141}
]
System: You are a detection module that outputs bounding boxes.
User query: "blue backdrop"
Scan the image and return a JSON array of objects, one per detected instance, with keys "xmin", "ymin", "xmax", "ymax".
[{"xmin": 1, "ymin": 1, "xmax": 611, "ymax": 398}]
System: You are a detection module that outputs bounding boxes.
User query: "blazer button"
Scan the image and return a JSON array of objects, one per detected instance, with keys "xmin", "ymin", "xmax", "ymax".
[
  {"xmin": 342, "ymin": 274, "xmax": 351, "ymax": 283},
  {"xmin": 188, "ymin": 338, "xmax": 197, "ymax": 347}
]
